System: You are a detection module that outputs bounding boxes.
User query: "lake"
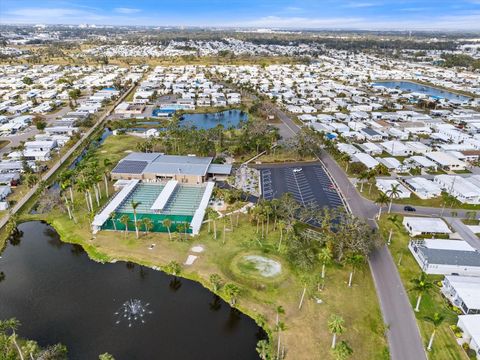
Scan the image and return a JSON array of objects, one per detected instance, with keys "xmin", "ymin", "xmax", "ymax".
[
  {"xmin": 373, "ymin": 80, "xmax": 471, "ymax": 102},
  {"xmin": 180, "ymin": 110, "xmax": 247, "ymax": 130},
  {"xmin": 0, "ymin": 221, "xmax": 264, "ymax": 359}
]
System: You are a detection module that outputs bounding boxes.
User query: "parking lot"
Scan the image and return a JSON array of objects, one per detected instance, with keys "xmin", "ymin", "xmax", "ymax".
[{"xmin": 260, "ymin": 163, "xmax": 345, "ymax": 209}]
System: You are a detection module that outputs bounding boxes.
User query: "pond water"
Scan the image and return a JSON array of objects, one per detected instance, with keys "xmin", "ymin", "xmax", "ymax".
[
  {"xmin": 180, "ymin": 110, "xmax": 247, "ymax": 130},
  {"xmin": 372, "ymin": 81, "xmax": 471, "ymax": 102},
  {"xmin": 0, "ymin": 221, "xmax": 264, "ymax": 359}
]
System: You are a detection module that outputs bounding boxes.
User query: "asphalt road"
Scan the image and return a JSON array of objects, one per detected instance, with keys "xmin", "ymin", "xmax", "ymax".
[
  {"xmin": 271, "ymin": 105, "xmax": 428, "ymax": 360},
  {"xmin": 445, "ymin": 217, "xmax": 480, "ymax": 249}
]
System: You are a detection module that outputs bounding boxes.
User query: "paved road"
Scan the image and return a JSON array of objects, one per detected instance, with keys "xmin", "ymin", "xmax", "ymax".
[
  {"xmin": 445, "ymin": 217, "xmax": 480, "ymax": 249},
  {"xmin": 0, "ymin": 84, "xmax": 137, "ymax": 230},
  {"xmin": 270, "ymin": 105, "xmax": 427, "ymax": 360}
]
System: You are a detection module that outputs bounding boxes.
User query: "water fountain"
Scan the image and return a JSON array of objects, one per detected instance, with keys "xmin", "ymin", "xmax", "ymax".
[{"xmin": 114, "ymin": 299, "xmax": 152, "ymax": 327}]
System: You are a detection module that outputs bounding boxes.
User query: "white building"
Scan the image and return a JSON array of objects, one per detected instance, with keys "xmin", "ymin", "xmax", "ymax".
[
  {"xmin": 404, "ymin": 177, "xmax": 442, "ymax": 199},
  {"xmin": 457, "ymin": 315, "xmax": 480, "ymax": 359},
  {"xmin": 409, "ymin": 239, "xmax": 480, "ymax": 276},
  {"xmin": 352, "ymin": 153, "xmax": 380, "ymax": 169},
  {"xmin": 434, "ymin": 175, "xmax": 480, "ymax": 204},
  {"xmin": 376, "ymin": 179, "xmax": 411, "ymax": 198},
  {"xmin": 442, "ymin": 276, "xmax": 480, "ymax": 314},
  {"xmin": 403, "ymin": 216, "xmax": 452, "ymax": 237},
  {"xmin": 426, "ymin": 151, "xmax": 468, "ymax": 171},
  {"xmin": 380, "ymin": 141, "xmax": 412, "ymax": 157}
]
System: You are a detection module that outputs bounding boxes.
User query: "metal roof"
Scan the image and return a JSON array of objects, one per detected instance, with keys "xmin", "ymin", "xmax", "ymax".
[
  {"xmin": 207, "ymin": 163, "xmax": 232, "ymax": 175},
  {"xmin": 417, "ymin": 246, "xmax": 480, "ymax": 267}
]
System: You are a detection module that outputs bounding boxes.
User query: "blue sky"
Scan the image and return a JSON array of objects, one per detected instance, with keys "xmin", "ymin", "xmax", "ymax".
[{"xmin": 1, "ymin": 0, "xmax": 480, "ymax": 30}]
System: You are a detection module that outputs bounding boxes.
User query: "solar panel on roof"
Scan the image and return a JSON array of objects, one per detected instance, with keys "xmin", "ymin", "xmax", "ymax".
[{"xmin": 112, "ymin": 160, "xmax": 148, "ymax": 174}]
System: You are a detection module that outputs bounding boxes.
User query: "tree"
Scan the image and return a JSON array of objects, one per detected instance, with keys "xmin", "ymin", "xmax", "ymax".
[
  {"xmin": 109, "ymin": 212, "xmax": 117, "ymax": 231},
  {"xmin": 162, "ymin": 218, "xmax": 172, "ymax": 240},
  {"xmin": 142, "ymin": 217, "xmax": 153, "ymax": 235},
  {"xmin": 131, "ymin": 201, "xmax": 141, "ymax": 239},
  {"xmin": 22, "ymin": 76, "xmax": 33, "ymax": 85},
  {"xmin": 32, "ymin": 115, "xmax": 47, "ymax": 130},
  {"xmin": 358, "ymin": 171, "xmax": 368, "ymax": 192},
  {"xmin": 375, "ymin": 193, "xmax": 390, "ymax": 218},
  {"xmin": 120, "ymin": 215, "xmax": 130, "ymax": 239},
  {"xmin": 424, "ymin": 312, "xmax": 445, "ymax": 351},
  {"xmin": 332, "ymin": 340, "xmax": 353, "ymax": 360},
  {"xmin": 256, "ymin": 339, "xmax": 270, "ymax": 360},
  {"xmin": 275, "ymin": 305, "xmax": 285, "ymax": 326},
  {"xmin": 103, "ymin": 158, "xmax": 111, "ymax": 197},
  {"xmin": 275, "ymin": 321, "xmax": 286, "ymax": 359},
  {"xmin": 328, "ymin": 314, "xmax": 345, "ymax": 349},
  {"xmin": 68, "ymin": 88, "xmax": 81, "ymax": 105},
  {"xmin": 277, "ymin": 219, "xmax": 286, "ymax": 251},
  {"xmin": 165, "ymin": 261, "xmax": 182, "ymax": 276},
  {"xmin": 99, "ymin": 353, "xmax": 115, "ymax": 360},
  {"xmin": 209, "ymin": 273, "xmax": 223, "ymax": 292},
  {"xmin": 345, "ymin": 253, "xmax": 365, "ymax": 287},
  {"xmin": 0, "ymin": 318, "xmax": 24, "ymax": 360},
  {"xmin": 318, "ymin": 247, "xmax": 333, "ymax": 280},
  {"xmin": 386, "ymin": 184, "xmax": 401, "ymax": 213},
  {"xmin": 223, "ymin": 283, "xmax": 240, "ymax": 306},
  {"xmin": 410, "ymin": 273, "xmax": 433, "ymax": 312}
]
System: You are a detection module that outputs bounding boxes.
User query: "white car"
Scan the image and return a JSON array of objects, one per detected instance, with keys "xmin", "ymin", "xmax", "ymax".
[{"xmin": 292, "ymin": 168, "xmax": 302, "ymax": 173}]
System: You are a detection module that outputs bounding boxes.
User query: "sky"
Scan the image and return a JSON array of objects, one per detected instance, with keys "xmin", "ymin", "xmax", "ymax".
[{"xmin": 1, "ymin": 0, "xmax": 480, "ymax": 31}]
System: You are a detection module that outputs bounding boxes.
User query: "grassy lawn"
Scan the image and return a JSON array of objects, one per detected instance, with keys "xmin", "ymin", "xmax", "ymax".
[
  {"xmin": 15, "ymin": 134, "xmax": 388, "ymax": 360},
  {"xmin": 377, "ymin": 214, "xmax": 468, "ymax": 360}
]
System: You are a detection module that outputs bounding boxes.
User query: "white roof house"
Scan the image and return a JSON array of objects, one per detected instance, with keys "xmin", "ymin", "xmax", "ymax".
[
  {"xmin": 352, "ymin": 153, "xmax": 379, "ymax": 169},
  {"xmin": 426, "ymin": 152, "xmax": 468, "ymax": 171},
  {"xmin": 457, "ymin": 315, "xmax": 480, "ymax": 358},
  {"xmin": 403, "ymin": 216, "xmax": 452, "ymax": 237},
  {"xmin": 404, "ymin": 177, "xmax": 442, "ymax": 199},
  {"xmin": 434, "ymin": 175, "xmax": 480, "ymax": 205},
  {"xmin": 442, "ymin": 276, "xmax": 480, "ymax": 314},
  {"xmin": 406, "ymin": 141, "xmax": 432, "ymax": 155},
  {"xmin": 408, "ymin": 155, "xmax": 438, "ymax": 170},
  {"xmin": 376, "ymin": 179, "xmax": 411, "ymax": 198},
  {"xmin": 380, "ymin": 141, "xmax": 412, "ymax": 157},
  {"xmin": 358, "ymin": 142, "xmax": 383, "ymax": 155},
  {"xmin": 376, "ymin": 157, "xmax": 403, "ymax": 171},
  {"xmin": 409, "ymin": 239, "xmax": 480, "ymax": 276}
]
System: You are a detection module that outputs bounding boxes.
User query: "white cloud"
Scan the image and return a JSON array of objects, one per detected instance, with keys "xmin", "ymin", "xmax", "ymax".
[
  {"xmin": 343, "ymin": 2, "xmax": 377, "ymax": 8},
  {"xmin": 114, "ymin": 7, "xmax": 141, "ymax": 14}
]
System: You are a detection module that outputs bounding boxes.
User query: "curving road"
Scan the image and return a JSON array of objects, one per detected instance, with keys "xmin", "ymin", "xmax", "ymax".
[{"xmin": 269, "ymin": 104, "xmax": 427, "ymax": 360}]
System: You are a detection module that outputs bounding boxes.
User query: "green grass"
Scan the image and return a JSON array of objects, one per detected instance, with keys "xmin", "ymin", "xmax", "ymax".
[
  {"xmin": 16, "ymin": 134, "xmax": 388, "ymax": 360},
  {"xmin": 378, "ymin": 214, "xmax": 468, "ymax": 360}
]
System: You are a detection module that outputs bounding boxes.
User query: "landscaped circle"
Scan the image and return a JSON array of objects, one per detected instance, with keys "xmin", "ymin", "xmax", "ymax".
[{"xmin": 230, "ymin": 252, "xmax": 286, "ymax": 283}]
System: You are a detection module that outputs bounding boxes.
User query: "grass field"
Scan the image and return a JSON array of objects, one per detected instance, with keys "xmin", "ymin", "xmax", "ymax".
[
  {"xmin": 17, "ymin": 133, "xmax": 389, "ymax": 360},
  {"xmin": 378, "ymin": 214, "xmax": 469, "ymax": 360}
]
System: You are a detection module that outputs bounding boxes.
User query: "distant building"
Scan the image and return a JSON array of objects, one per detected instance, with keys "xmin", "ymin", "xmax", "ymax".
[{"xmin": 403, "ymin": 216, "xmax": 452, "ymax": 237}]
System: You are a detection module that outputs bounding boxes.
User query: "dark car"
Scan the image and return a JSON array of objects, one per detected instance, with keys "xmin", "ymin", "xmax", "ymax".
[{"xmin": 404, "ymin": 206, "xmax": 416, "ymax": 212}]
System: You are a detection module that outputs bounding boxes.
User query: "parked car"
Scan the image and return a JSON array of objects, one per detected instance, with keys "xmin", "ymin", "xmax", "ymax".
[{"xmin": 404, "ymin": 206, "xmax": 416, "ymax": 212}]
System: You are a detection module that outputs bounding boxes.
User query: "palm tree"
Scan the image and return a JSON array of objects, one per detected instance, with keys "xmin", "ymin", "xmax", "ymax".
[
  {"xmin": 176, "ymin": 223, "xmax": 185, "ymax": 241},
  {"xmin": 332, "ymin": 340, "xmax": 353, "ymax": 360},
  {"xmin": 209, "ymin": 273, "xmax": 223, "ymax": 292},
  {"xmin": 224, "ymin": 283, "xmax": 240, "ymax": 306},
  {"xmin": 275, "ymin": 321, "xmax": 286, "ymax": 359},
  {"xmin": 99, "ymin": 353, "xmax": 115, "ymax": 360},
  {"xmin": 109, "ymin": 212, "xmax": 117, "ymax": 231},
  {"xmin": 386, "ymin": 184, "xmax": 401, "ymax": 213},
  {"xmin": 277, "ymin": 219, "xmax": 286, "ymax": 251},
  {"xmin": 424, "ymin": 312, "xmax": 445, "ymax": 351},
  {"xmin": 358, "ymin": 171, "xmax": 368, "ymax": 192},
  {"xmin": 256, "ymin": 339, "xmax": 270, "ymax": 360},
  {"xmin": 131, "ymin": 201, "xmax": 141, "ymax": 239},
  {"xmin": 162, "ymin": 218, "xmax": 172, "ymax": 240},
  {"xmin": 345, "ymin": 253, "xmax": 365, "ymax": 287},
  {"xmin": 410, "ymin": 273, "xmax": 433, "ymax": 312},
  {"xmin": 120, "ymin": 215, "xmax": 130, "ymax": 239},
  {"xmin": 319, "ymin": 247, "xmax": 333, "ymax": 279},
  {"xmin": 22, "ymin": 340, "xmax": 39, "ymax": 360},
  {"xmin": 0, "ymin": 318, "xmax": 24, "ymax": 360},
  {"xmin": 375, "ymin": 193, "xmax": 390, "ymax": 218},
  {"xmin": 103, "ymin": 158, "xmax": 111, "ymax": 197},
  {"xmin": 275, "ymin": 305, "xmax": 285, "ymax": 326},
  {"xmin": 328, "ymin": 314, "xmax": 345, "ymax": 349},
  {"xmin": 142, "ymin": 217, "xmax": 153, "ymax": 235}
]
